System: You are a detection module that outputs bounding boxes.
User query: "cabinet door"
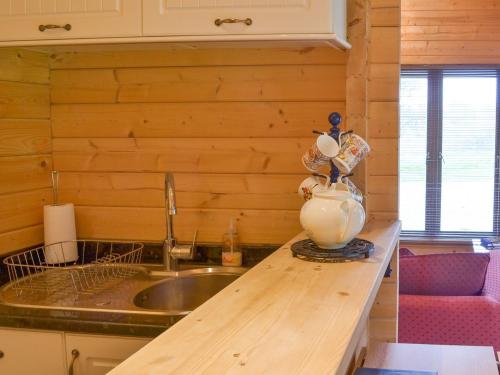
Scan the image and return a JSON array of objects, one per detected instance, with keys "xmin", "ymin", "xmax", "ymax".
[
  {"xmin": 143, "ymin": 0, "xmax": 333, "ymax": 36},
  {"xmin": 0, "ymin": 0, "xmax": 141, "ymax": 42},
  {"xmin": 0, "ymin": 328, "xmax": 66, "ymax": 375},
  {"xmin": 65, "ymin": 333, "xmax": 150, "ymax": 375}
]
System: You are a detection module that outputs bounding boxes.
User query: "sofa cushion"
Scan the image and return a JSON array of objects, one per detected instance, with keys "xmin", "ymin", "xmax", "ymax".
[
  {"xmin": 399, "ymin": 294, "xmax": 500, "ymax": 351},
  {"xmin": 400, "ymin": 253, "xmax": 490, "ymax": 296}
]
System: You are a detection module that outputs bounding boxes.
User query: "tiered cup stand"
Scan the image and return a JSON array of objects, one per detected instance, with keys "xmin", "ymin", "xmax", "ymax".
[{"xmin": 291, "ymin": 112, "xmax": 374, "ymax": 263}]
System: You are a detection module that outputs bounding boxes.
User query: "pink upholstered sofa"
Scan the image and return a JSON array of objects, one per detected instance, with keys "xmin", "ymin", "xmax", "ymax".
[{"xmin": 398, "ymin": 249, "xmax": 500, "ymax": 351}]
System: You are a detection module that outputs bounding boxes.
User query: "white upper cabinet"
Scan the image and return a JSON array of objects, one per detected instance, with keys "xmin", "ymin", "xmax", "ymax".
[
  {"xmin": 143, "ymin": 0, "xmax": 347, "ymax": 42},
  {"xmin": 0, "ymin": 0, "xmax": 349, "ymax": 47},
  {"xmin": 0, "ymin": 0, "xmax": 141, "ymax": 41}
]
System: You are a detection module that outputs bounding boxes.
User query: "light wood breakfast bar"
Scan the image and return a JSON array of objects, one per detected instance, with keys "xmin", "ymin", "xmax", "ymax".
[{"xmin": 110, "ymin": 220, "xmax": 400, "ymax": 375}]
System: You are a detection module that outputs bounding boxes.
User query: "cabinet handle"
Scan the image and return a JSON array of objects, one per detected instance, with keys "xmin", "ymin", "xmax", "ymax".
[
  {"xmin": 214, "ymin": 18, "xmax": 252, "ymax": 26},
  {"xmin": 0, "ymin": 350, "xmax": 4, "ymax": 359},
  {"xmin": 68, "ymin": 349, "xmax": 79, "ymax": 375},
  {"xmin": 38, "ymin": 24, "xmax": 72, "ymax": 32}
]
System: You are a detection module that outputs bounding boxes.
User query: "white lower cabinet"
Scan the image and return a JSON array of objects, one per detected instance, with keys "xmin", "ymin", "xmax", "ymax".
[
  {"xmin": 65, "ymin": 334, "xmax": 150, "ymax": 375},
  {"xmin": 0, "ymin": 328, "xmax": 66, "ymax": 375},
  {"xmin": 0, "ymin": 328, "xmax": 151, "ymax": 375}
]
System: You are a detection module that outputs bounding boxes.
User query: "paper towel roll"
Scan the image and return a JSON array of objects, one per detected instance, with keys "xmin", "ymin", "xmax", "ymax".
[{"xmin": 43, "ymin": 203, "xmax": 78, "ymax": 264}]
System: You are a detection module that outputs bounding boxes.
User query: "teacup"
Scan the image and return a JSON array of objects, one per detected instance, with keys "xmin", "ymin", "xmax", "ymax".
[
  {"xmin": 298, "ymin": 175, "xmax": 330, "ymax": 201},
  {"xmin": 335, "ymin": 177, "xmax": 363, "ymax": 203},
  {"xmin": 332, "ymin": 133, "xmax": 370, "ymax": 174},
  {"xmin": 302, "ymin": 133, "xmax": 340, "ymax": 172},
  {"xmin": 339, "ymin": 130, "xmax": 353, "ymax": 146}
]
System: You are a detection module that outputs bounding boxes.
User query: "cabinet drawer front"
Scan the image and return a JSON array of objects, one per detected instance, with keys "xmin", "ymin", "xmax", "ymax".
[
  {"xmin": 0, "ymin": 0, "xmax": 141, "ymax": 42},
  {"xmin": 0, "ymin": 329, "xmax": 66, "ymax": 375},
  {"xmin": 144, "ymin": 0, "xmax": 335, "ymax": 36}
]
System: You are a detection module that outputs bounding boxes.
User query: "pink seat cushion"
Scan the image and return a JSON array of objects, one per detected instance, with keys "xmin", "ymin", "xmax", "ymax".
[
  {"xmin": 399, "ymin": 294, "xmax": 500, "ymax": 351},
  {"xmin": 400, "ymin": 253, "xmax": 490, "ymax": 296}
]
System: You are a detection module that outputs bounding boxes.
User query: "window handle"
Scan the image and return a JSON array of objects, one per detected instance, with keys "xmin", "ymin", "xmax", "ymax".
[
  {"xmin": 426, "ymin": 152, "xmax": 443, "ymax": 163},
  {"xmin": 439, "ymin": 152, "xmax": 445, "ymax": 165}
]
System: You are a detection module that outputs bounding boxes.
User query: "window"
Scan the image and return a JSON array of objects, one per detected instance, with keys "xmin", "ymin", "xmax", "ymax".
[{"xmin": 399, "ymin": 68, "xmax": 500, "ymax": 238}]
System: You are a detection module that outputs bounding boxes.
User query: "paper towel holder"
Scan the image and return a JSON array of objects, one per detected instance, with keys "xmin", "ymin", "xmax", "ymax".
[{"xmin": 51, "ymin": 170, "xmax": 59, "ymax": 205}]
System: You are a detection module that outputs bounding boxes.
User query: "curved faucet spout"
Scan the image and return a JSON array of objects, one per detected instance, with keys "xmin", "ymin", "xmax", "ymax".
[
  {"xmin": 163, "ymin": 173, "xmax": 196, "ymax": 271},
  {"xmin": 164, "ymin": 173, "xmax": 177, "ymax": 271},
  {"xmin": 165, "ymin": 173, "xmax": 177, "ymax": 216}
]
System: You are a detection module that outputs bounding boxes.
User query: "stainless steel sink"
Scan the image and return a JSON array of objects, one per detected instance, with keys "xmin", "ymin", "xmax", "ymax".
[
  {"xmin": 0, "ymin": 265, "xmax": 246, "ymax": 317},
  {"xmin": 134, "ymin": 271, "xmax": 241, "ymax": 312}
]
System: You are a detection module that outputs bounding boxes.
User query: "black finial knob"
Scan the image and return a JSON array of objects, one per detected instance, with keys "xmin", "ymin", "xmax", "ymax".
[{"xmin": 328, "ymin": 112, "xmax": 342, "ymax": 126}]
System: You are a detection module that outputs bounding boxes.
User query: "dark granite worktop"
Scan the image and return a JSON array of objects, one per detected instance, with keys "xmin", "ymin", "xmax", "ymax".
[
  {"xmin": 0, "ymin": 243, "xmax": 277, "ymax": 338},
  {"xmin": 0, "ymin": 303, "xmax": 175, "ymax": 337}
]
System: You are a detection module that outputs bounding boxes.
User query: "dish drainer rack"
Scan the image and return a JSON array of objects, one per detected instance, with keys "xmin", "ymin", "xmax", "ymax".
[{"xmin": 3, "ymin": 240, "xmax": 144, "ymax": 297}]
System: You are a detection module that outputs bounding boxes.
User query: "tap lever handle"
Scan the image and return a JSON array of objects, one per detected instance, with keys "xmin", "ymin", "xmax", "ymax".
[
  {"xmin": 171, "ymin": 245, "xmax": 194, "ymax": 260},
  {"xmin": 171, "ymin": 230, "xmax": 197, "ymax": 260}
]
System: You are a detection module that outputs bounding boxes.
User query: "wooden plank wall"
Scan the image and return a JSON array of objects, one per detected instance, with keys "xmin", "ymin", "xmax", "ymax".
[
  {"xmin": 347, "ymin": 0, "xmax": 400, "ymax": 225},
  {"xmin": 367, "ymin": 1, "xmax": 400, "ymax": 223},
  {"xmin": 370, "ymin": 245, "xmax": 399, "ymax": 343},
  {"xmin": 402, "ymin": 0, "xmax": 500, "ymax": 64},
  {"xmin": 369, "ymin": 0, "xmax": 400, "ymax": 343},
  {"xmin": 49, "ymin": 47, "xmax": 348, "ymax": 244},
  {"xmin": 0, "ymin": 49, "xmax": 51, "ymax": 255},
  {"xmin": 347, "ymin": 0, "xmax": 401, "ymax": 344}
]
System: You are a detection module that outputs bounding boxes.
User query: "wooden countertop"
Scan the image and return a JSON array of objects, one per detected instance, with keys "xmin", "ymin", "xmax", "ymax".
[{"xmin": 110, "ymin": 220, "xmax": 401, "ymax": 375}]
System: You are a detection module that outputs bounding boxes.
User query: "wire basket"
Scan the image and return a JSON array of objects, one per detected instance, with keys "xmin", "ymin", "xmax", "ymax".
[{"xmin": 3, "ymin": 240, "xmax": 144, "ymax": 297}]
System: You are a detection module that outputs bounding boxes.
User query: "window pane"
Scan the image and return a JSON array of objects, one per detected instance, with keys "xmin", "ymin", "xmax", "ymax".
[
  {"xmin": 399, "ymin": 76, "xmax": 428, "ymax": 231},
  {"xmin": 440, "ymin": 75, "xmax": 497, "ymax": 232}
]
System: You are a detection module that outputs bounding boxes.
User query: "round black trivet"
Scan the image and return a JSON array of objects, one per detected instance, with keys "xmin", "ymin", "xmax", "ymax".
[{"xmin": 291, "ymin": 238, "xmax": 374, "ymax": 263}]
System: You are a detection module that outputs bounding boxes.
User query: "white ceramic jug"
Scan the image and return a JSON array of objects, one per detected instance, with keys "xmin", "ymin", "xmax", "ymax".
[{"xmin": 299, "ymin": 190, "xmax": 365, "ymax": 249}]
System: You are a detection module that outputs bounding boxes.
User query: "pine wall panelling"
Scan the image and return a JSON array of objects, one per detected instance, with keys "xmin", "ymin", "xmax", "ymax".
[
  {"xmin": 0, "ymin": 48, "xmax": 51, "ymax": 254},
  {"xmin": 368, "ymin": 0, "xmax": 401, "ymax": 222},
  {"xmin": 346, "ymin": 0, "xmax": 369, "ymax": 197},
  {"xmin": 49, "ymin": 47, "xmax": 348, "ymax": 245},
  {"xmin": 345, "ymin": 0, "xmax": 401, "ymax": 344},
  {"xmin": 347, "ymin": 0, "xmax": 401, "ymax": 225},
  {"xmin": 368, "ymin": 1, "xmax": 401, "ymax": 342},
  {"xmin": 401, "ymin": 0, "xmax": 500, "ymax": 64}
]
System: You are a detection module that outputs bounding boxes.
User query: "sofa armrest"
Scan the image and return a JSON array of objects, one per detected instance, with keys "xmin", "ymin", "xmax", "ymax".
[
  {"xmin": 399, "ymin": 247, "xmax": 415, "ymax": 257},
  {"xmin": 400, "ymin": 253, "xmax": 490, "ymax": 296},
  {"xmin": 483, "ymin": 250, "xmax": 500, "ymax": 301}
]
